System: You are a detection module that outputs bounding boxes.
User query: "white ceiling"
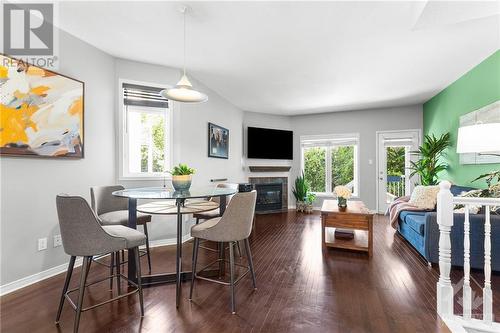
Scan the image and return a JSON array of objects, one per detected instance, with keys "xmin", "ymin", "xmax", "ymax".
[{"xmin": 58, "ymin": 1, "xmax": 500, "ymax": 115}]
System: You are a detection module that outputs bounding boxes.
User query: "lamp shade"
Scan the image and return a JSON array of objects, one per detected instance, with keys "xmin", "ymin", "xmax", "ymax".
[
  {"xmin": 160, "ymin": 74, "xmax": 208, "ymax": 103},
  {"xmin": 456, "ymin": 123, "xmax": 500, "ymax": 154}
]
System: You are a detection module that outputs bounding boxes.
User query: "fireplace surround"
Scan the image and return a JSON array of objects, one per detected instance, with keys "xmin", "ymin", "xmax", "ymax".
[{"xmin": 249, "ymin": 177, "xmax": 288, "ymax": 213}]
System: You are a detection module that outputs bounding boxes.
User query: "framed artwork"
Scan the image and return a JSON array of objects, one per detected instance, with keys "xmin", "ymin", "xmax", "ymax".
[
  {"xmin": 459, "ymin": 100, "xmax": 500, "ymax": 165},
  {"xmin": 208, "ymin": 122, "xmax": 229, "ymax": 159},
  {"xmin": 0, "ymin": 54, "xmax": 84, "ymax": 158}
]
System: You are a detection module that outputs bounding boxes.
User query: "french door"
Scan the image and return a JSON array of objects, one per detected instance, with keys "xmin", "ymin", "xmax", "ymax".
[{"xmin": 376, "ymin": 130, "xmax": 420, "ymax": 213}]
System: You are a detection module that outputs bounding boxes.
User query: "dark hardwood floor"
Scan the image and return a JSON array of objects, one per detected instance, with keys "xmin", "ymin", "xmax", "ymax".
[{"xmin": 1, "ymin": 211, "xmax": 498, "ymax": 332}]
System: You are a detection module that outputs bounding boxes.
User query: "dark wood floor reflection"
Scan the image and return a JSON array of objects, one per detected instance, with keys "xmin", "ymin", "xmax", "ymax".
[{"xmin": 2, "ymin": 211, "xmax": 498, "ymax": 332}]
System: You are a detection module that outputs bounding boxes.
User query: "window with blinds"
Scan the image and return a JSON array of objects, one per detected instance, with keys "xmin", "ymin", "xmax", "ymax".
[
  {"xmin": 123, "ymin": 83, "xmax": 169, "ymax": 108},
  {"xmin": 120, "ymin": 82, "xmax": 171, "ymax": 178},
  {"xmin": 300, "ymin": 133, "xmax": 359, "ymax": 195}
]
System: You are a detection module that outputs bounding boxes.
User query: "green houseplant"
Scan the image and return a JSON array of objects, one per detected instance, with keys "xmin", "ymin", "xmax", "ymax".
[
  {"xmin": 304, "ymin": 192, "xmax": 317, "ymax": 214},
  {"xmin": 292, "ymin": 172, "xmax": 309, "ymax": 212},
  {"xmin": 409, "ymin": 133, "xmax": 451, "ymax": 186},
  {"xmin": 168, "ymin": 163, "xmax": 196, "ymax": 191}
]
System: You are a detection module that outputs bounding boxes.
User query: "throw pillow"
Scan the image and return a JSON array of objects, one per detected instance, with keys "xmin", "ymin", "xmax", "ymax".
[{"xmin": 409, "ymin": 185, "xmax": 440, "ymax": 210}]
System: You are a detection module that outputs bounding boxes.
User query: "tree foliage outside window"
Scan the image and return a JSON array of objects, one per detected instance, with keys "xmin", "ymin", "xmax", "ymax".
[
  {"xmin": 303, "ymin": 145, "xmax": 357, "ymax": 194},
  {"xmin": 303, "ymin": 147, "xmax": 326, "ymax": 192},
  {"xmin": 139, "ymin": 112, "xmax": 166, "ymax": 173},
  {"xmin": 386, "ymin": 146, "xmax": 405, "ymax": 176},
  {"xmin": 331, "ymin": 146, "xmax": 354, "ymax": 190},
  {"xmin": 151, "ymin": 115, "xmax": 165, "ymax": 172}
]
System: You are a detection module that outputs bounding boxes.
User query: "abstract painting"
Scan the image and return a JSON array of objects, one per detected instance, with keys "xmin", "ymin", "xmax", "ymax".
[
  {"xmin": 208, "ymin": 122, "xmax": 229, "ymax": 159},
  {"xmin": 0, "ymin": 54, "xmax": 84, "ymax": 158}
]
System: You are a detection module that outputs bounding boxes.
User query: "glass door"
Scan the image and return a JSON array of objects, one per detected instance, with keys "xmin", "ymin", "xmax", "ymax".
[{"xmin": 376, "ymin": 130, "xmax": 420, "ymax": 213}]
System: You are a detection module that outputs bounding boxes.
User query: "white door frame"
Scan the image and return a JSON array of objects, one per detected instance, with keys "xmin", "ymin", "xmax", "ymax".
[{"xmin": 375, "ymin": 129, "xmax": 421, "ymax": 213}]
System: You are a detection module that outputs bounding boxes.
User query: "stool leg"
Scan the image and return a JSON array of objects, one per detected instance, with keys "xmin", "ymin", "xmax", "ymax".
[
  {"xmin": 109, "ymin": 252, "xmax": 115, "ymax": 290},
  {"xmin": 133, "ymin": 247, "xmax": 144, "ymax": 316},
  {"xmin": 229, "ymin": 241, "xmax": 236, "ymax": 314},
  {"xmin": 55, "ymin": 256, "xmax": 76, "ymax": 324},
  {"xmin": 189, "ymin": 238, "xmax": 200, "ymax": 301},
  {"xmin": 236, "ymin": 241, "xmax": 242, "ymax": 258},
  {"xmin": 115, "ymin": 252, "xmax": 121, "ymax": 295},
  {"xmin": 87, "ymin": 257, "xmax": 93, "ymax": 276},
  {"xmin": 74, "ymin": 256, "xmax": 91, "ymax": 333},
  {"xmin": 244, "ymin": 238, "xmax": 257, "ymax": 289},
  {"xmin": 143, "ymin": 223, "xmax": 152, "ymax": 273}
]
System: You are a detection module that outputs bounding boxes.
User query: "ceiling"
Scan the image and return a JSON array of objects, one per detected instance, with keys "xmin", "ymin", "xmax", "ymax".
[{"xmin": 57, "ymin": 1, "xmax": 499, "ymax": 116}]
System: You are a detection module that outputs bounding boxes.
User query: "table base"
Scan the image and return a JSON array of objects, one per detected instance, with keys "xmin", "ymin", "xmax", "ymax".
[{"xmin": 130, "ymin": 268, "xmax": 222, "ymax": 286}]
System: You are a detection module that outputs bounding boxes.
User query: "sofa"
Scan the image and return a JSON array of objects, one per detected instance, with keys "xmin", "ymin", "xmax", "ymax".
[{"xmin": 397, "ymin": 185, "xmax": 500, "ymax": 271}]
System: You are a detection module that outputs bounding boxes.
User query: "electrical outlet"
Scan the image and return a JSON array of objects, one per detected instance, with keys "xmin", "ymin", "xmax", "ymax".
[
  {"xmin": 38, "ymin": 238, "xmax": 47, "ymax": 251},
  {"xmin": 53, "ymin": 234, "xmax": 62, "ymax": 248}
]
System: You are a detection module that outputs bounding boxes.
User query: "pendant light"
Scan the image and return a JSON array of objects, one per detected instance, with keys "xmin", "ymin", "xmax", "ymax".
[{"xmin": 161, "ymin": 6, "xmax": 208, "ymax": 103}]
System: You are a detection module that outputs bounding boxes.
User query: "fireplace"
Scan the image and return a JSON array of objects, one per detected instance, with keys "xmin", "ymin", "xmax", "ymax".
[
  {"xmin": 255, "ymin": 183, "xmax": 282, "ymax": 212},
  {"xmin": 249, "ymin": 177, "xmax": 288, "ymax": 213}
]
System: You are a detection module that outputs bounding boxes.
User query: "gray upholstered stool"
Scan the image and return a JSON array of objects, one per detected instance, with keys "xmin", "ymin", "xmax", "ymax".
[
  {"xmin": 91, "ymin": 185, "xmax": 152, "ymax": 273},
  {"xmin": 193, "ymin": 183, "xmax": 242, "ymax": 255},
  {"xmin": 189, "ymin": 191, "xmax": 257, "ymax": 314},
  {"xmin": 55, "ymin": 195, "xmax": 145, "ymax": 333}
]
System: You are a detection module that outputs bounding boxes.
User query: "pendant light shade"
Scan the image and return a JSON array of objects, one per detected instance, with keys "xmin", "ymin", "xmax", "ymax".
[
  {"xmin": 161, "ymin": 5, "xmax": 208, "ymax": 103},
  {"xmin": 161, "ymin": 74, "xmax": 208, "ymax": 103}
]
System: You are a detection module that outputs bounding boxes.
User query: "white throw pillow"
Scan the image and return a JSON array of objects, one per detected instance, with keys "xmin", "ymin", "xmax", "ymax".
[{"xmin": 409, "ymin": 185, "xmax": 440, "ymax": 210}]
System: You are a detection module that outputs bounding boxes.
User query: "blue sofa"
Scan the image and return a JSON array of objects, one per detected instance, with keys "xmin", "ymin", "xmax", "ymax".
[{"xmin": 397, "ymin": 185, "xmax": 500, "ymax": 271}]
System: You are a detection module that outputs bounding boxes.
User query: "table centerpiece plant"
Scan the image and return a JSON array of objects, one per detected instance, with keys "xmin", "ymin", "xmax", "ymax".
[
  {"xmin": 334, "ymin": 185, "xmax": 352, "ymax": 210},
  {"xmin": 168, "ymin": 163, "xmax": 196, "ymax": 191}
]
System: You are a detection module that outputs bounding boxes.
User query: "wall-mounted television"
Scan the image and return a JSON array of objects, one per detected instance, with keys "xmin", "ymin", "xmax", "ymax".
[{"xmin": 247, "ymin": 127, "xmax": 293, "ymax": 160}]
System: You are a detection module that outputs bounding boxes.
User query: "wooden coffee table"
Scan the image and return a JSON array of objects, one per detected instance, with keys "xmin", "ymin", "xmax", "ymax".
[{"xmin": 321, "ymin": 200, "xmax": 374, "ymax": 257}]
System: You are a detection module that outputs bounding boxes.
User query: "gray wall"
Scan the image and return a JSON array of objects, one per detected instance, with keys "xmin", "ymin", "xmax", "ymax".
[
  {"xmin": 290, "ymin": 105, "xmax": 423, "ymax": 210},
  {"xmin": 0, "ymin": 35, "xmax": 246, "ymax": 286},
  {"xmin": 0, "ymin": 34, "xmax": 422, "ymax": 288},
  {"xmin": 114, "ymin": 58, "xmax": 246, "ymax": 244},
  {"xmin": 1, "ymin": 30, "xmax": 116, "ymax": 285}
]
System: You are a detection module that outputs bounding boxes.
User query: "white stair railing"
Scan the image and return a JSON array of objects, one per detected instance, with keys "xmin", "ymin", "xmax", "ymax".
[{"xmin": 437, "ymin": 181, "xmax": 500, "ymax": 332}]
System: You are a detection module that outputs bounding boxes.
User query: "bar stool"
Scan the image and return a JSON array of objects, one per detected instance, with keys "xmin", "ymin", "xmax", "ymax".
[
  {"xmin": 193, "ymin": 183, "xmax": 242, "ymax": 255},
  {"xmin": 55, "ymin": 195, "xmax": 145, "ymax": 333},
  {"xmin": 189, "ymin": 191, "xmax": 257, "ymax": 314},
  {"xmin": 91, "ymin": 185, "xmax": 153, "ymax": 273}
]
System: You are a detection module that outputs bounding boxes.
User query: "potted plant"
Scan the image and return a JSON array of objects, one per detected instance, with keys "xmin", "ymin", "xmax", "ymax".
[
  {"xmin": 168, "ymin": 163, "xmax": 196, "ymax": 191},
  {"xmin": 334, "ymin": 185, "xmax": 352, "ymax": 210},
  {"xmin": 304, "ymin": 192, "xmax": 316, "ymax": 214},
  {"xmin": 292, "ymin": 172, "xmax": 309, "ymax": 212},
  {"xmin": 409, "ymin": 133, "xmax": 451, "ymax": 185}
]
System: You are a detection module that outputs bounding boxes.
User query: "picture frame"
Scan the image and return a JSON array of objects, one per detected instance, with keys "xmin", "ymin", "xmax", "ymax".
[
  {"xmin": 208, "ymin": 122, "xmax": 229, "ymax": 159},
  {"xmin": 0, "ymin": 54, "xmax": 85, "ymax": 159}
]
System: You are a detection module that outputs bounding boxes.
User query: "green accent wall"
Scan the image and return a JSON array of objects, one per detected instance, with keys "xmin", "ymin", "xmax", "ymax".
[{"xmin": 423, "ymin": 50, "xmax": 500, "ymax": 188}]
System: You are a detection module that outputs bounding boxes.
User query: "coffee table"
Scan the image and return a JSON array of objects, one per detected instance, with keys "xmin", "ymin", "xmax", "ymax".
[{"xmin": 321, "ymin": 200, "xmax": 374, "ymax": 257}]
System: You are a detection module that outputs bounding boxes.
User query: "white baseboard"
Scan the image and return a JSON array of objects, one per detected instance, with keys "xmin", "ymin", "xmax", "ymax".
[
  {"xmin": 0, "ymin": 235, "xmax": 193, "ymax": 297},
  {"xmin": 0, "ymin": 257, "xmax": 83, "ymax": 297}
]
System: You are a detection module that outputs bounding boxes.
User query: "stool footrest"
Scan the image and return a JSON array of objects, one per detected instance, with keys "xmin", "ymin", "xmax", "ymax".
[
  {"xmin": 64, "ymin": 272, "xmax": 140, "ymax": 312},
  {"xmin": 195, "ymin": 258, "xmax": 250, "ymax": 286}
]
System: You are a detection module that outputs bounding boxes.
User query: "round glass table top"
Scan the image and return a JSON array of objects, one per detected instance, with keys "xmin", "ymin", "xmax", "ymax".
[{"xmin": 112, "ymin": 186, "xmax": 238, "ymax": 200}]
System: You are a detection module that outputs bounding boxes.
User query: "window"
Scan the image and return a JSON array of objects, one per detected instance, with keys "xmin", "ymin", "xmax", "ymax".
[
  {"xmin": 120, "ymin": 81, "xmax": 172, "ymax": 179},
  {"xmin": 301, "ymin": 133, "xmax": 359, "ymax": 196}
]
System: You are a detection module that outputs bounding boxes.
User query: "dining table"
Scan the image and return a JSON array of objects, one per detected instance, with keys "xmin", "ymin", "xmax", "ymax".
[{"xmin": 112, "ymin": 186, "xmax": 238, "ymax": 307}]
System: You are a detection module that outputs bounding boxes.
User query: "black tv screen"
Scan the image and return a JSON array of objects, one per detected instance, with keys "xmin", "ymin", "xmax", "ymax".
[{"xmin": 247, "ymin": 127, "xmax": 293, "ymax": 160}]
